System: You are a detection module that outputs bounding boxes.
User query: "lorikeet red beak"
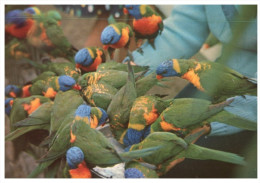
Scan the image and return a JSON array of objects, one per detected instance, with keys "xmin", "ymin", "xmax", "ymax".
[
  {"xmin": 156, "ymin": 75, "xmax": 163, "ymax": 80},
  {"xmin": 103, "ymin": 45, "xmax": 109, "ymax": 50},
  {"xmin": 9, "ymin": 91, "xmax": 17, "ymax": 98},
  {"xmin": 123, "ymin": 8, "xmax": 129, "ymax": 15},
  {"xmin": 73, "ymin": 84, "xmax": 82, "ymax": 91}
]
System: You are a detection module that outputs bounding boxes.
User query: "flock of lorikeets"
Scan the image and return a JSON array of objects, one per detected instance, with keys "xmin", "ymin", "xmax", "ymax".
[{"xmin": 5, "ymin": 5, "xmax": 257, "ymax": 178}]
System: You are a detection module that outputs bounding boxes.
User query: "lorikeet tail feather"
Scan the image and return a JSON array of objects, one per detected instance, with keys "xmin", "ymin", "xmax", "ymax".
[
  {"xmin": 208, "ymin": 110, "xmax": 257, "ymax": 131},
  {"xmin": 28, "ymin": 160, "xmax": 55, "ymax": 178},
  {"xmin": 23, "ymin": 58, "xmax": 47, "ymax": 70},
  {"xmin": 185, "ymin": 144, "xmax": 246, "ymax": 166},
  {"xmin": 119, "ymin": 146, "xmax": 162, "ymax": 162},
  {"xmin": 14, "ymin": 117, "xmax": 50, "ymax": 127},
  {"xmin": 5, "ymin": 125, "xmax": 49, "ymax": 141}
]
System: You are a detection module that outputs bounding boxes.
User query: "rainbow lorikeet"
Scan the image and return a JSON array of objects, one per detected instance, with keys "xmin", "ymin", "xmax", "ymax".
[
  {"xmin": 97, "ymin": 61, "xmax": 149, "ymax": 73},
  {"xmin": 74, "ymin": 47, "xmax": 106, "ymax": 73},
  {"xmin": 5, "ymin": 98, "xmax": 14, "ymax": 116},
  {"xmin": 107, "ymin": 61, "xmax": 137, "ymax": 141},
  {"xmin": 120, "ymin": 95, "xmax": 173, "ymax": 146},
  {"xmin": 5, "ymin": 8, "xmax": 39, "ymax": 39},
  {"xmin": 5, "ymin": 101, "xmax": 53, "ymax": 144},
  {"xmin": 7, "ymin": 95, "xmax": 50, "ymax": 159},
  {"xmin": 101, "ymin": 22, "xmax": 133, "ymax": 59},
  {"xmin": 28, "ymin": 104, "xmax": 159, "ymax": 177},
  {"xmin": 124, "ymin": 5, "xmax": 163, "ymax": 51},
  {"xmin": 29, "ymin": 75, "xmax": 81, "ymax": 99},
  {"xmin": 82, "ymin": 83, "xmax": 118, "ymax": 110},
  {"xmin": 65, "ymin": 146, "xmax": 92, "ymax": 178},
  {"xmin": 5, "ymin": 38, "xmax": 31, "ymax": 60},
  {"xmin": 78, "ymin": 69, "xmax": 128, "ymax": 90},
  {"xmin": 26, "ymin": 11, "xmax": 77, "ymax": 62},
  {"xmin": 125, "ymin": 161, "xmax": 158, "ymax": 178},
  {"xmin": 156, "ymin": 59, "xmax": 257, "ymax": 103},
  {"xmin": 147, "ymin": 98, "xmax": 256, "ymax": 138},
  {"xmin": 128, "ymin": 131, "xmax": 246, "ymax": 176}
]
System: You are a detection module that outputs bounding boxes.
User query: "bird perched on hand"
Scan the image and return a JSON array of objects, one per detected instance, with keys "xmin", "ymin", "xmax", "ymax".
[
  {"xmin": 127, "ymin": 131, "xmax": 246, "ymax": 176},
  {"xmin": 156, "ymin": 59, "xmax": 257, "ymax": 103},
  {"xmin": 124, "ymin": 5, "xmax": 163, "ymax": 52},
  {"xmin": 74, "ymin": 47, "xmax": 106, "ymax": 73},
  {"xmin": 5, "ymin": 98, "xmax": 14, "ymax": 116},
  {"xmin": 101, "ymin": 22, "xmax": 133, "ymax": 59}
]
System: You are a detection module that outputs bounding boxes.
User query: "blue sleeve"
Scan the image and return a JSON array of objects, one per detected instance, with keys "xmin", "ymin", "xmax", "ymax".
[
  {"xmin": 209, "ymin": 95, "xmax": 257, "ymax": 136},
  {"xmin": 130, "ymin": 5, "xmax": 210, "ymax": 72}
]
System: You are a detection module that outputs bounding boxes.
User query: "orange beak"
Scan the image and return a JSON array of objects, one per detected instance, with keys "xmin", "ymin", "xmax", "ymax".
[
  {"xmin": 76, "ymin": 63, "xmax": 81, "ymax": 68},
  {"xmin": 123, "ymin": 8, "xmax": 129, "ymax": 15},
  {"xmin": 9, "ymin": 91, "xmax": 16, "ymax": 98},
  {"xmin": 156, "ymin": 75, "xmax": 164, "ymax": 80},
  {"xmin": 73, "ymin": 84, "xmax": 82, "ymax": 90}
]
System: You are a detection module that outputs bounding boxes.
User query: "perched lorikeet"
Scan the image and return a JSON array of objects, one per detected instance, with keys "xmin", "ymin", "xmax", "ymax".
[
  {"xmin": 28, "ymin": 104, "xmax": 159, "ymax": 177},
  {"xmin": 107, "ymin": 61, "xmax": 137, "ymax": 141},
  {"xmin": 148, "ymin": 98, "xmax": 256, "ymax": 138},
  {"xmin": 5, "ymin": 101, "xmax": 53, "ymax": 144},
  {"xmin": 78, "ymin": 69, "xmax": 128, "ymax": 89},
  {"xmin": 7, "ymin": 95, "xmax": 50, "ymax": 159},
  {"xmin": 82, "ymin": 83, "xmax": 118, "ymax": 110},
  {"xmin": 5, "ymin": 98, "xmax": 14, "ymax": 116},
  {"xmin": 29, "ymin": 75, "xmax": 81, "ymax": 99},
  {"xmin": 24, "ymin": 60, "xmax": 80, "ymax": 80},
  {"xmin": 65, "ymin": 146, "xmax": 92, "ymax": 178},
  {"xmin": 5, "ymin": 84, "xmax": 33, "ymax": 98},
  {"xmin": 128, "ymin": 131, "xmax": 246, "ymax": 176},
  {"xmin": 101, "ymin": 22, "xmax": 133, "ymax": 59},
  {"xmin": 26, "ymin": 11, "xmax": 77, "ymax": 62},
  {"xmin": 124, "ymin": 5, "xmax": 163, "ymax": 51},
  {"xmin": 5, "ymin": 9, "xmax": 36, "ymax": 39},
  {"xmin": 121, "ymin": 95, "xmax": 173, "ymax": 146},
  {"xmin": 74, "ymin": 47, "xmax": 106, "ymax": 73},
  {"xmin": 97, "ymin": 61, "xmax": 149, "ymax": 73},
  {"xmin": 125, "ymin": 161, "xmax": 158, "ymax": 178},
  {"xmin": 5, "ymin": 38, "xmax": 31, "ymax": 59},
  {"xmin": 156, "ymin": 59, "xmax": 257, "ymax": 103}
]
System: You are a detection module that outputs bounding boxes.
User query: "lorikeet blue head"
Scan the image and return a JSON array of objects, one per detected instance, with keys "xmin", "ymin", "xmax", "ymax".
[
  {"xmin": 23, "ymin": 7, "xmax": 41, "ymax": 15},
  {"xmin": 5, "ymin": 9, "xmax": 27, "ymax": 27},
  {"xmin": 125, "ymin": 168, "xmax": 145, "ymax": 178},
  {"xmin": 156, "ymin": 60, "xmax": 180, "ymax": 80},
  {"xmin": 74, "ymin": 48, "xmax": 93, "ymax": 67},
  {"xmin": 66, "ymin": 146, "xmax": 85, "ymax": 169},
  {"xmin": 124, "ymin": 5, "xmax": 142, "ymax": 19},
  {"xmin": 75, "ymin": 104, "xmax": 91, "ymax": 118},
  {"xmin": 5, "ymin": 98, "xmax": 14, "ymax": 116},
  {"xmin": 97, "ymin": 107, "xmax": 108, "ymax": 126},
  {"xmin": 5, "ymin": 85, "xmax": 22, "ymax": 98},
  {"xmin": 100, "ymin": 25, "xmax": 121, "ymax": 45},
  {"xmin": 58, "ymin": 75, "xmax": 81, "ymax": 91}
]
